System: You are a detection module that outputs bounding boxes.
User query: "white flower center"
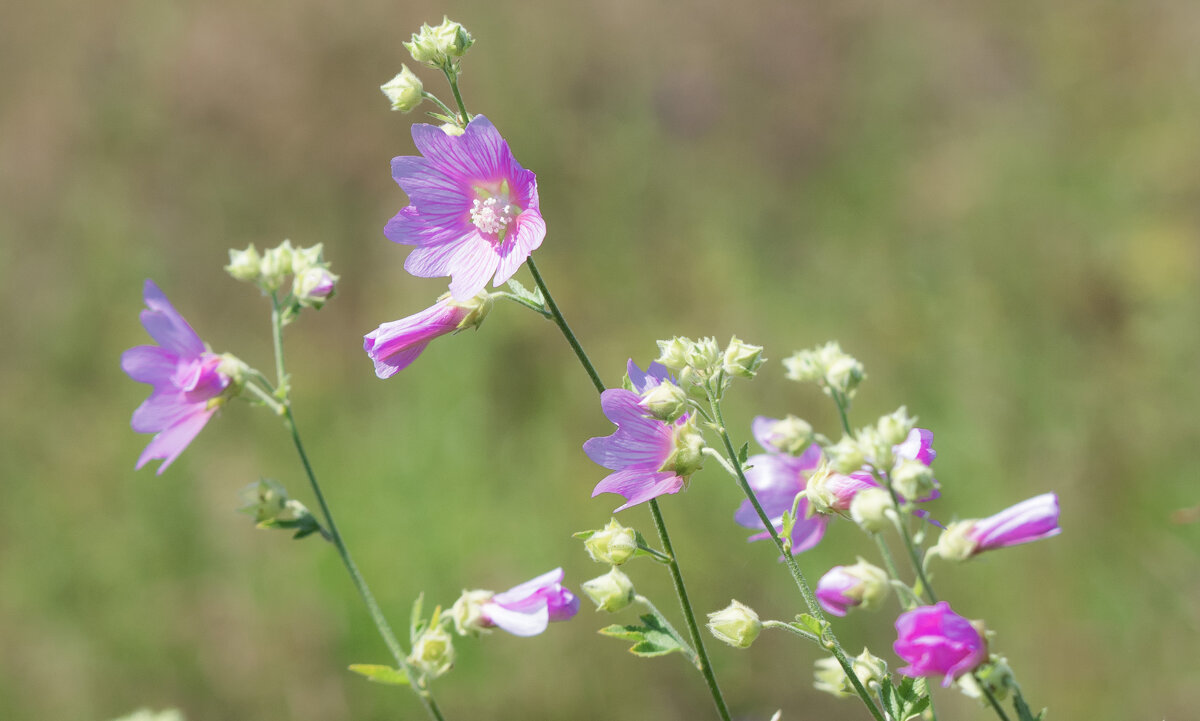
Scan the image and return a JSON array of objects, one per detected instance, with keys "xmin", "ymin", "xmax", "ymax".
[{"xmin": 470, "ymin": 196, "xmax": 516, "ymax": 238}]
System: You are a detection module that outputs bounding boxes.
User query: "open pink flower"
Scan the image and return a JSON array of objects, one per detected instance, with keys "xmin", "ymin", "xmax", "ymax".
[
  {"xmin": 734, "ymin": 447, "xmax": 829, "ymax": 554},
  {"xmin": 363, "ymin": 292, "xmax": 491, "ymax": 379},
  {"xmin": 893, "ymin": 601, "xmax": 987, "ymax": 686},
  {"xmin": 121, "ymin": 280, "xmax": 230, "ymax": 474},
  {"xmin": 385, "ymin": 115, "xmax": 545, "ymax": 300},
  {"xmin": 481, "ymin": 568, "xmax": 580, "ymax": 637},
  {"xmin": 584, "ymin": 362, "xmax": 703, "ymax": 512}
]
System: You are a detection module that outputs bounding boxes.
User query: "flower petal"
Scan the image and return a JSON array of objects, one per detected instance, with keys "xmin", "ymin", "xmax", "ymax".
[
  {"xmin": 135, "ymin": 407, "xmax": 216, "ymax": 474},
  {"xmin": 482, "ymin": 601, "xmax": 550, "ymax": 637},
  {"xmin": 121, "ymin": 345, "xmax": 179, "ymax": 386},
  {"xmin": 593, "ymin": 469, "xmax": 685, "ymax": 512},
  {"xmin": 140, "ymin": 280, "xmax": 204, "ymax": 359}
]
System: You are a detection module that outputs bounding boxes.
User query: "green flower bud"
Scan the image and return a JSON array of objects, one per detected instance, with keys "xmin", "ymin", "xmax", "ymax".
[
  {"xmin": 655, "ymin": 337, "xmax": 693, "ymax": 372},
  {"xmin": 292, "ymin": 267, "xmax": 338, "ymax": 309},
  {"xmin": 238, "ymin": 479, "xmax": 289, "ymax": 523},
  {"xmin": 639, "ymin": 381, "xmax": 688, "ymax": 422},
  {"xmin": 259, "ymin": 240, "xmax": 295, "ymax": 291},
  {"xmin": 439, "ymin": 122, "xmax": 466, "ymax": 136},
  {"xmin": 760, "ymin": 415, "xmax": 814, "ymax": 455},
  {"xmin": 404, "ymin": 17, "xmax": 474, "ymax": 68},
  {"xmin": 825, "ymin": 355, "xmax": 865, "ymax": 398},
  {"xmin": 826, "ymin": 435, "xmax": 865, "ymax": 474},
  {"xmin": 840, "ymin": 558, "xmax": 890, "ymax": 612},
  {"xmin": 216, "ymin": 352, "xmax": 251, "ymax": 388},
  {"xmin": 224, "ymin": 245, "xmax": 261, "ymax": 283},
  {"xmin": 581, "ymin": 568, "xmax": 635, "ymax": 612},
  {"xmin": 782, "ymin": 348, "xmax": 824, "ymax": 383},
  {"xmin": 877, "ymin": 406, "xmax": 916, "ymax": 446},
  {"xmin": 891, "ymin": 458, "xmax": 935, "ymax": 502},
  {"xmin": 450, "ymin": 589, "xmax": 494, "ymax": 636},
  {"xmin": 380, "ymin": 65, "xmax": 424, "ymax": 112},
  {"xmin": 686, "ymin": 336, "xmax": 722, "ymax": 374},
  {"xmin": 408, "ymin": 622, "xmax": 455, "ymax": 679},
  {"xmin": 289, "ymin": 243, "xmax": 324, "ymax": 275},
  {"xmin": 662, "ymin": 418, "xmax": 704, "ymax": 477},
  {"xmin": 706, "ymin": 599, "xmax": 761, "ymax": 649},
  {"xmin": 722, "ymin": 336, "xmax": 764, "ymax": 378},
  {"xmin": 813, "ymin": 656, "xmax": 852, "ymax": 698},
  {"xmin": 584, "ymin": 518, "xmax": 638, "ymax": 566},
  {"xmin": 849, "ymin": 487, "xmax": 895, "ymax": 533},
  {"xmin": 448, "ymin": 291, "xmax": 493, "ymax": 330},
  {"xmin": 851, "ymin": 648, "xmax": 888, "ymax": 688},
  {"xmin": 854, "ymin": 427, "xmax": 894, "ymax": 472}
]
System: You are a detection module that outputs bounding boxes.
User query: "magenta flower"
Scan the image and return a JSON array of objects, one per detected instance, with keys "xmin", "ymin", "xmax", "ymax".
[
  {"xmin": 121, "ymin": 280, "xmax": 231, "ymax": 474},
  {"xmin": 385, "ymin": 115, "xmax": 545, "ymax": 301},
  {"xmin": 734, "ymin": 449, "xmax": 829, "ymax": 554},
  {"xmin": 935, "ymin": 493, "xmax": 1061, "ymax": 560},
  {"xmin": 893, "ymin": 601, "xmax": 987, "ymax": 686},
  {"xmin": 363, "ymin": 292, "xmax": 491, "ymax": 379},
  {"xmin": 584, "ymin": 361, "xmax": 703, "ymax": 512},
  {"xmin": 481, "ymin": 568, "xmax": 580, "ymax": 637}
]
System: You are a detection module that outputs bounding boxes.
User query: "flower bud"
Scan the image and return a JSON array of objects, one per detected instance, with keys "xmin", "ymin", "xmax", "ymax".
[
  {"xmin": 850, "ymin": 487, "xmax": 895, "ymax": 533},
  {"xmin": 877, "ymin": 406, "xmax": 916, "ymax": 446},
  {"xmin": 891, "ymin": 459, "xmax": 936, "ymax": 503},
  {"xmin": 581, "ymin": 568, "xmax": 635, "ymax": 612},
  {"xmin": 584, "ymin": 518, "xmax": 638, "ymax": 566},
  {"xmin": 662, "ymin": 418, "xmax": 704, "ymax": 477},
  {"xmin": 259, "ymin": 240, "xmax": 295, "ymax": 291},
  {"xmin": 759, "ymin": 415, "xmax": 814, "ymax": 455},
  {"xmin": 855, "ymin": 427, "xmax": 894, "ymax": 472},
  {"xmin": 225, "ymin": 245, "xmax": 261, "ymax": 283},
  {"xmin": 815, "ymin": 559, "xmax": 889, "ymax": 616},
  {"xmin": 289, "ymin": 243, "xmax": 324, "ymax": 275},
  {"xmin": 813, "ymin": 656, "xmax": 852, "ymax": 698},
  {"xmin": 639, "ymin": 381, "xmax": 688, "ymax": 422},
  {"xmin": 439, "ymin": 123, "xmax": 466, "ymax": 136},
  {"xmin": 686, "ymin": 336, "xmax": 722, "ymax": 374},
  {"xmin": 825, "ymin": 436, "xmax": 865, "ymax": 474},
  {"xmin": 450, "ymin": 291, "xmax": 493, "ymax": 330},
  {"xmin": 825, "ymin": 355, "xmax": 865, "ymax": 398},
  {"xmin": 380, "ymin": 65, "xmax": 423, "ymax": 112},
  {"xmin": 293, "ymin": 267, "xmax": 338, "ymax": 308},
  {"xmin": 238, "ymin": 479, "xmax": 289, "ymax": 523},
  {"xmin": 655, "ymin": 337, "xmax": 692, "ymax": 372},
  {"xmin": 450, "ymin": 589, "xmax": 494, "ymax": 636},
  {"xmin": 706, "ymin": 600, "xmax": 761, "ymax": 649},
  {"xmin": 404, "ymin": 17, "xmax": 474, "ymax": 68},
  {"xmin": 216, "ymin": 353, "xmax": 251, "ymax": 388},
  {"xmin": 932, "ymin": 521, "xmax": 978, "ymax": 562},
  {"xmin": 722, "ymin": 336, "xmax": 764, "ymax": 378},
  {"xmin": 806, "ymin": 466, "xmax": 875, "ymax": 516},
  {"xmin": 408, "ymin": 623, "xmax": 455, "ymax": 679},
  {"xmin": 851, "ymin": 648, "xmax": 889, "ymax": 688}
]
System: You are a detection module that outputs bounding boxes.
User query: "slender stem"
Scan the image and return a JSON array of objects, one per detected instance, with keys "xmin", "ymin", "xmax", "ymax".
[
  {"xmin": 635, "ymin": 594, "xmax": 699, "ymax": 667},
  {"xmin": 710, "ymin": 395, "xmax": 885, "ymax": 721},
  {"xmin": 527, "ymin": 256, "xmax": 731, "ymax": 721},
  {"xmin": 421, "ymin": 90, "xmax": 458, "ymax": 120},
  {"xmin": 494, "ymin": 291, "xmax": 554, "ymax": 318},
  {"xmin": 524, "ymin": 256, "xmax": 606, "ymax": 393},
  {"xmin": 271, "ymin": 306, "xmax": 445, "ymax": 721},
  {"xmin": 762, "ymin": 620, "xmax": 820, "ymax": 644},
  {"xmin": 270, "ymin": 295, "xmax": 288, "ymax": 393},
  {"xmin": 442, "ymin": 66, "xmax": 470, "ymax": 126},
  {"xmin": 871, "ymin": 469, "xmax": 939, "ymax": 604},
  {"xmin": 830, "ymin": 388, "xmax": 853, "ymax": 436},
  {"xmin": 979, "ymin": 679, "xmax": 1012, "ymax": 721}
]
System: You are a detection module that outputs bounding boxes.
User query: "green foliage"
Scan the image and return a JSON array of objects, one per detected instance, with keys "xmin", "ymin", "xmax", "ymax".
[
  {"xmin": 598, "ymin": 614, "xmax": 685, "ymax": 659},
  {"xmin": 348, "ymin": 665, "xmax": 410, "ymax": 686},
  {"xmin": 879, "ymin": 676, "xmax": 930, "ymax": 721}
]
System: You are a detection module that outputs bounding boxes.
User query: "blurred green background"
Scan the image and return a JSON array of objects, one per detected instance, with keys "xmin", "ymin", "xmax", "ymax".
[{"xmin": 3, "ymin": 0, "xmax": 1199, "ymax": 719}]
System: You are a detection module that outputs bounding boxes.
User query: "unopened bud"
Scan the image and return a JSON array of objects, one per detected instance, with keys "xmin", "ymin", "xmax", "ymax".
[
  {"xmin": 656, "ymin": 337, "xmax": 693, "ymax": 372},
  {"xmin": 686, "ymin": 336, "xmax": 722, "ymax": 374},
  {"xmin": 891, "ymin": 458, "xmax": 935, "ymax": 502},
  {"xmin": 855, "ymin": 427, "xmax": 895, "ymax": 472},
  {"xmin": 408, "ymin": 622, "xmax": 455, "ymax": 679},
  {"xmin": 851, "ymin": 648, "xmax": 888, "ymax": 688},
  {"xmin": 639, "ymin": 381, "xmax": 688, "ymax": 422},
  {"xmin": 723, "ymin": 336, "xmax": 764, "ymax": 378},
  {"xmin": 450, "ymin": 589, "xmax": 494, "ymax": 636},
  {"xmin": 826, "ymin": 435, "xmax": 865, "ymax": 474},
  {"xmin": 932, "ymin": 521, "xmax": 979, "ymax": 562},
  {"xmin": 290, "ymin": 243, "xmax": 324, "ymax": 275},
  {"xmin": 877, "ymin": 406, "xmax": 916, "ymax": 446},
  {"xmin": 584, "ymin": 519, "xmax": 638, "ymax": 566},
  {"xmin": 760, "ymin": 415, "xmax": 814, "ymax": 455},
  {"xmin": 581, "ymin": 568, "xmax": 635, "ymax": 612},
  {"xmin": 225, "ymin": 245, "xmax": 261, "ymax": 283},
  {"xmin": 259, "ymin": 241, "xmax": 295, "ymax": 291},
  {"xmin": 850, "ymin": 487, "xmax": 894, "ymax": 532},
  {"xmin": 293, "ymin": 267, "xmax": 338, "ymax": 308},
  {"xmin": 450, "ymin": 291, "xmax": 493, "ymax": 330},
  {"xmin": 380, "ymin": 65, "xmax": 424, "ymax": 112},
  {"xmin": 404, "ymin": 17, "xmax": 474, "ymax": 68},
  {"xmin": 238, "ymin": 479, "xmax": 289, "ymax": 523},
  {"xmin": 813, "ymin": 657, "xmax": 852, "ymax": 698},
  {"xmin": 706, "ymin": 600, "xmax": 761, "ymax": 649},
  {"xmin": 662, "ymin": 419, "xmax": 704, "ymax": 477}
]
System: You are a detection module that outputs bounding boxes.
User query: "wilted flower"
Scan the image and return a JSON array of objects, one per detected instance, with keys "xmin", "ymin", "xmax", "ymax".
[
  {"xmin": 893, "ymin": 601, "xmax": 987, "ymax": 686},
  {"xmin": 386, "ymin": 115, "xmax": 545, "ymax": 300},
  {"xmin": 122, "ymin": 280, "xmax": 234, "ymax": 474},
  {"xmin": 584, "ymin": 362, "xmax": 704, "ymax": 511},
  {"xmin": 706, "ymin": 600, "xmax": 762, "ymax": 648},
  {"xmin": 815, "ymin": 559, "xmax": 889, "ymax": 616},
  {"xmin": 363, "ymin": 292, "xmax": 492, "ymax": 378},
  {"xmin": 934, "ymin": 493, "xmax": 1061, "ymax": 561}
]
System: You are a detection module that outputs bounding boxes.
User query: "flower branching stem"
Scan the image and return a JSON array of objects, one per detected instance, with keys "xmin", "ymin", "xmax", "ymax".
[
  {"xmin": 523, "ymin": 256, "xmax": 732, "ymax": 721},
  {"xmin": 269, "ymin": 294, "xmax": 447, "ymax": 721}
]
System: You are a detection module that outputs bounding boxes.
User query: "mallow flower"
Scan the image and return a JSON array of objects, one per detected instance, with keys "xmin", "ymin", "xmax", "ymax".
[
  {"xmin": 893, "ymin": 601, "xmax": 987, "ymax": 686},
  {"xmin": 933, "ymin": 493, "xmax": 1061, "ymax": 561},
  {"xmin": 451, "ymin": 568, "xmax": 579, "ymax": 637},
  {"xmin": 584, "ymin": 362, "xmax": 704, "ymax": 512},
  {"xmin": 121, "ymin": 280, "xmax": 233, "ymax": 474},
  {"xmin": 363, "ymin": 291, "xmax": 492, "ymax": 379},
  {"xmin": 385, "ymin": 115, "xmax": 545, "ymax": 300}
]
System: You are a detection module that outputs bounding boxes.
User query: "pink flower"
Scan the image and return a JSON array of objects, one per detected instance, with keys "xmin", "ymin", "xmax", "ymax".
[
  {"xmin": 954, "ymin": 493, "xmax": 1060, "ymax": 557},
  {"xmin": 385, "ymin": 116, "xmax": 546, "ymax": 301},
  {"xmin": 584, "ymin": 362, "xmax": 703, "ymax": 512},
  {"xmin": 734, "ymin": 449, "xmax": 829, "ymax": 554},
  {"xmin": 893, "ymin": 601, "xmax": 987, "ymax": 686},
  {"xmin": 363, "ymin": 292, "xmax": 491, "ymax": 379},
  {"xmin": 481, "ymin": 568, "xmax": 580, "ymax": 637},
  {"xmin": 121, "ymin": 280, "xmax": 230, "ymax": 474}
]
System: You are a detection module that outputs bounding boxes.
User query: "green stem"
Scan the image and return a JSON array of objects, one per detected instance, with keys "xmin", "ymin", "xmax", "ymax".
[
  {"xmin": 761, "ymin": 619, "xmax": 820, "ymax": 644},
  {"xmin": 494, "ymin": 291, "xmax": 554, "ymax": 318},
  {"xmin": 830, "ymin": 388, "xmax": 853, "ymax": 436},
  {"xmin": 442, "ymin": 66, "xmax": 470, "ymax": 126},
  {"xmin": 421, "ymin": 90, "xmax": 458, "ymax": 120},
  {"xmin": 527, "ymin": 256, "xmax": 731, "ymax": 721},
  {"xmin": 270, "ymin": 304, "xmax": 446, "ymax": 721},
  {"xmin": 979, "ymin": 679, "xmax": 1012, "ymax": 721},
  {"xmin": 710, "ymin": 395, "xmax": 885, "ymax": 721}
]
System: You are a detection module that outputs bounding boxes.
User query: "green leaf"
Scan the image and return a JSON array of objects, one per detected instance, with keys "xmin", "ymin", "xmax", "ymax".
[
  {"xmin": 1013, "ymin": 692, "xmax": 1043, "ymax": 721},
  {"xmin": 410, "ymin": 593, "xmax": 425, "ymax": 643},
  {"xmin": 505, "ymin": 278, "xmax": 544, "ymax": 306},
  {"xmin": 736, "ymin": 442, "xmax": 750, "ymax": 466},
  {"xmin": 348, "ymin": 664, "xmax": 409, "ymax": 686},
  {"xmin": 598, "ymin": 614, "xmax": 684, "ymax": 658},
  {"xmin": 795, "ymin": 613, "xmax": 828, "ymax": 638}
]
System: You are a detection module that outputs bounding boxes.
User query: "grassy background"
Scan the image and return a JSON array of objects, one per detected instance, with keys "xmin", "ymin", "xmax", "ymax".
[{"xmin": 2, "ymin": 0, "xmax": 1199, "ymax": 719}]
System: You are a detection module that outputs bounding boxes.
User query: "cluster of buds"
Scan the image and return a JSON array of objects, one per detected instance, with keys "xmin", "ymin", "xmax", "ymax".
[
  {"xmin": 813, "ymin": 649, "xmax": 889, "ymax": 698},
  {"xmin": 225, "ymin": 240, "xmax": 338, "ymax": 309},
  {"xmin": 783, "ymin": 341, "xmax": 865, "ymax": 399},
  {"xmin": 404, "ymin": 17, "xmax": 473, "ymax": 70},
  {"xmin": 576, "ymin": 518, "xmax": 642, "ymax": 612},
  {"xmin": 655, "ymin": 335, "xmax": 763, "ymax": 400},
  {"xmin": 706, "ymin": 600, "xmax": 762, "ymax": 649}
]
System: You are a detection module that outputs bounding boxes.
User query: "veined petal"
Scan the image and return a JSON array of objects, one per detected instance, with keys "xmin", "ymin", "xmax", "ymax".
[
  {"xmin": 593, "ymin": 469, "xmax": 685, "ymax": 512},
  {"xmin": 131, "ymin": 391, "xmax": 203, "ymax": 434},
  {"xmin": 121, "ymin": 345, "xmax": 179, "ymax": 386},
  {"xmin": 135, "ymin": 408, "xmax": 216, "ymax": 474},
  {"xmin": 492, "ymin": 210, "xmax": 545, "ymax": 286},
  {"xmin": 140, "ymin": 280, "xmax": 204, "ymax": 359},
  {"xmin": 446, "ymin": 236, "xmax": 500, "ymax": 301},
  {"xmin": 491, "ymin": 568, "xmax": 565, "ymax": 608},
  {"xmin": 583, "ymin": 390, "xmax": 673, "ymax": 470}
]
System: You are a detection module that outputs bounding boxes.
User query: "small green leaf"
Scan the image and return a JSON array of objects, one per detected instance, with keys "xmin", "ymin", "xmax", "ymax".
[
  {"xmin": 505, "ymin": 279, "xmax": 544, "ymax": 306},
  {"xmin": 736, "ymin": 442, "xmax": 750, "ymax": 466},
  {"xmin": 795, "ymin": 613, "xmax": 828, "ymax": 638},
  {"xmin": 410, "ymin": 593, "xmax": 425, "ymax": 643},
  {"xmin": 348, "ymin": 664, "xmax": 409, "ymax": 686},
  {"xmin": 598, "ymin": 614, "xmax": 684, "ymax": 658},
  {"xmin": 572, "ymin": 530, "xmax": 597, "ymax": 541}
]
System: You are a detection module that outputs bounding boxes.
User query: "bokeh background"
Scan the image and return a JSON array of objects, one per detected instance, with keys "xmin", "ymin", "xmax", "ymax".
[{"xmin": 3, "ymin": 0, "xmax": 1199, "ymax": 719}]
